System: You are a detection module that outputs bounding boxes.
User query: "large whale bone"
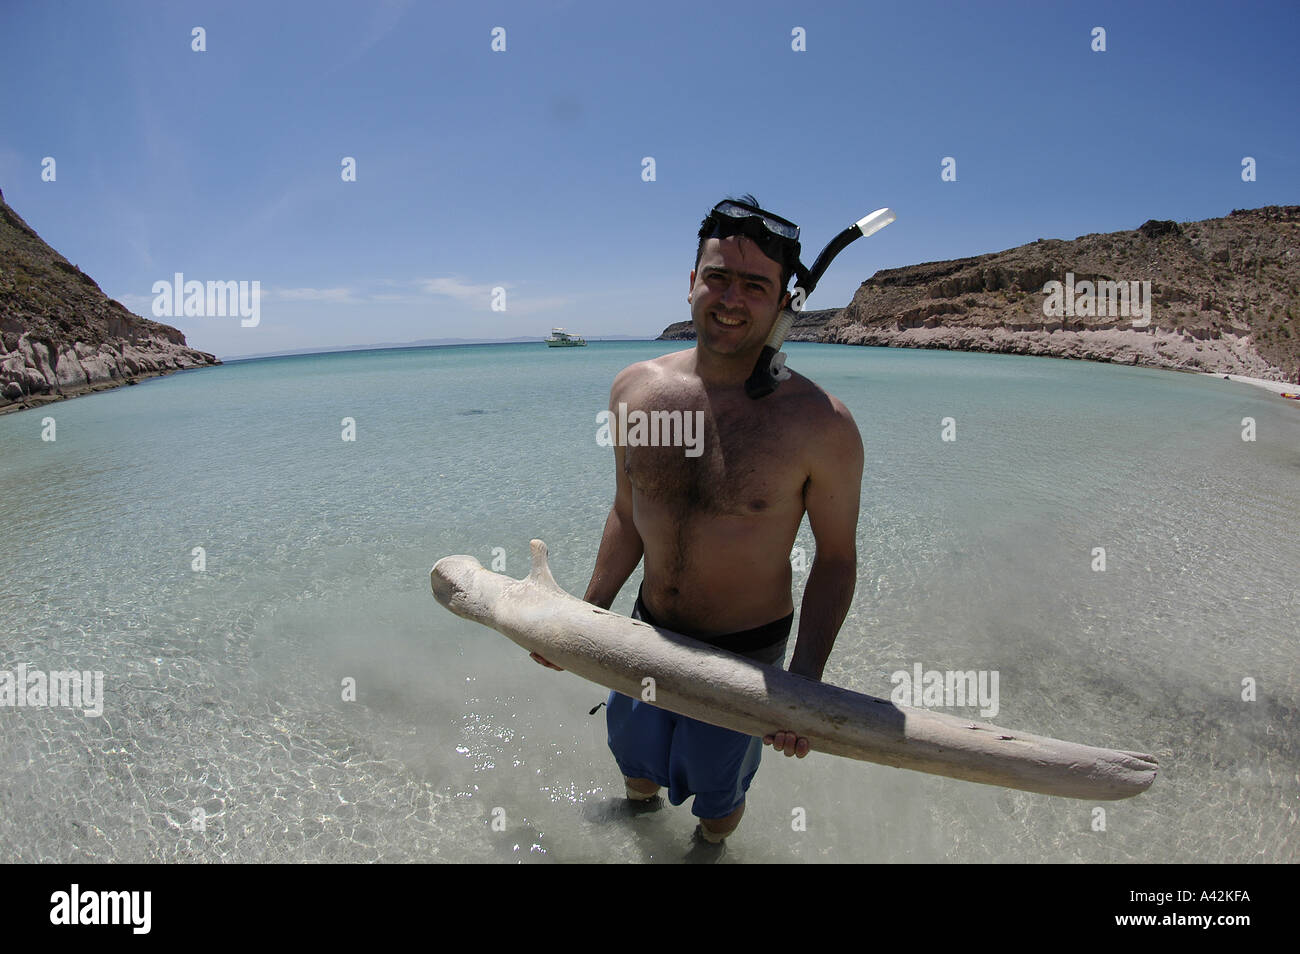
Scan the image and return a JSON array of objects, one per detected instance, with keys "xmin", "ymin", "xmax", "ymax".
[{"xmin": 431, "ymin": 540, "xmax": 1158, "ymax": 800}]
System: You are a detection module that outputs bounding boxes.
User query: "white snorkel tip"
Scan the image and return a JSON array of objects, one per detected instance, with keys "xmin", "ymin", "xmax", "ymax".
[{"xmin": 855, "ymin": 208, "xmax": 896, "ymax": 238}]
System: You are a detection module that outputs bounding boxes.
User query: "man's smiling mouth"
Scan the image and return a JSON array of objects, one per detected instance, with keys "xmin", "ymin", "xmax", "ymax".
[{"xmin": 713, "ymin": 312, "xmax": 745, "ymax": 327}]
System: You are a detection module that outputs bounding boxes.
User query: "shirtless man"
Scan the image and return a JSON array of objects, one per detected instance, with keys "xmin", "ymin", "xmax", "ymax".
[{"xmin": 534, "ymin": 196, "xmax": 863, "ymax": 843}]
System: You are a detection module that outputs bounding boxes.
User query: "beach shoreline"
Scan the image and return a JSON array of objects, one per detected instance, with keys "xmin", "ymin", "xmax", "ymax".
[
  {"xmin": 1200, "ymin": 372, "xmax": 1299, "ymax": 397},
  {"xmin": 0, "ymin": 364, "xmax": 214, "ymax": 416}
]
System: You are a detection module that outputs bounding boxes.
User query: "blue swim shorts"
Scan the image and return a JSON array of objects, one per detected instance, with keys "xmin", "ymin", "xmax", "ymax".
[{"xmin": 605, "ymin": 588, "xmax": 793, "ymax": 820}]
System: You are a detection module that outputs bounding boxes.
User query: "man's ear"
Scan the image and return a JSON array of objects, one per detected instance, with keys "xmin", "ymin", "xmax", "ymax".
[
  {"xmin": 779, "ymin": 289, "xmax": 791, "ymax": 310},
  {"xmin": 688, "ymin": 269, "xmax": 696, "ymax": 302}
]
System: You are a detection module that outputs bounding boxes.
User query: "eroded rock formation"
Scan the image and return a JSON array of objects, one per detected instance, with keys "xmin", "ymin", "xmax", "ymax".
[{"xmin": 0, "ymin": 188, "xmax": 219, "ymax": 414}]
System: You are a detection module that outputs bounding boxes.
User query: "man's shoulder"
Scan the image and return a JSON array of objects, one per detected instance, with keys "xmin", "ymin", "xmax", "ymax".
[
  {"xmin": 779, "ymin": 370, "xmax": 858, "ymax": 429},
  {"xmin": 776, "ymin": 371, "xmax": 863, "ymax": 466},
  {"xmin": 610, "ymin": 351, "xmax": 690, "ymax": 399}
]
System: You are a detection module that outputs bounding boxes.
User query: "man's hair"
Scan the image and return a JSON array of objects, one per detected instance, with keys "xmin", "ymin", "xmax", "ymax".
[{"xmin": 695, "ymin": 193, "xmax": 796, "ymax": 292}]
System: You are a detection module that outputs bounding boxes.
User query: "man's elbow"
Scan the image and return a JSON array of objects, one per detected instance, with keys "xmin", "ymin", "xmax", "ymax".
[{"xmin": 811, "ymin": 550, "xmax": 856, "ymax": 575}]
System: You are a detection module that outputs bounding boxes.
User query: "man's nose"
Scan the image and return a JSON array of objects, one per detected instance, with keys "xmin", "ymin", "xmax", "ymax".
[{"xmin": 719, "ymin": 278, "xmax": 742, "ymax": 304}]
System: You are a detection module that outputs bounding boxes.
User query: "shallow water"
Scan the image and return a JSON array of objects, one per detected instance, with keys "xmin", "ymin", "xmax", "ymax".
[{"xmin": 1, "ymin": 342, "xmax": 1296, "ymax": 862}]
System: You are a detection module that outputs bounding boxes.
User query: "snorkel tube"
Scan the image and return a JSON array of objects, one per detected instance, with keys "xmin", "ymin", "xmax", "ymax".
[{"xmin": 744, "ymin": 208, "xmax": 896, "ymax": 399}]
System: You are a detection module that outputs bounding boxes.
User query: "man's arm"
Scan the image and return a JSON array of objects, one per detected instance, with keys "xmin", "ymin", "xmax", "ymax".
[
  {"xmin": 584, "ymin": 364, "xmax": 645, "ymax": 606},
  {"xmin": 765, "ymin": 395, "xmax": 863, "ymax": 753},
  {"xmin": 582, "ymin": 434, "xmax": 643, "ymax": 608},
  {"xmin": 532, "ymin": 367, "xmax": 645, "ymax": 670}
]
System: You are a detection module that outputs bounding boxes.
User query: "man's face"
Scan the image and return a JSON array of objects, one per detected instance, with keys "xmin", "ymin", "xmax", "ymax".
[{"xmin": 688, "ymin": 235, "xmax": 790, "ymax": 358}]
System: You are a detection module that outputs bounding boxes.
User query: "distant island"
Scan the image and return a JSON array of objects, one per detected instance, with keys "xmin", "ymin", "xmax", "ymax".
[
  {"xmin": 1, "ymin": 188, "xmax": 219, "ymax": 415},
  {"xmin": 661, "ymin": 207, "xmax": 1299, "ymax": 383},
  {"xmin": 224, "ymin": 334, "xmax": 650, "ymax": 361}
]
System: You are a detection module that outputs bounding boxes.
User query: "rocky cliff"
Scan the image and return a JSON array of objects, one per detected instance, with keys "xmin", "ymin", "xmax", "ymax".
[
  {"xmin": 0, "ymin": 188, "xmax": 219, "ymax": 414},
  {"xmin": 659, "ymin": 207, "xmax": 1299, "ymax": 382}
]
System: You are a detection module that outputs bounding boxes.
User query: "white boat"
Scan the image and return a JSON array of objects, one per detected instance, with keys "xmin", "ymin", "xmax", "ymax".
[{"xmin": 544, "ymin": 328, "xmax": 587, "ymax": 347}]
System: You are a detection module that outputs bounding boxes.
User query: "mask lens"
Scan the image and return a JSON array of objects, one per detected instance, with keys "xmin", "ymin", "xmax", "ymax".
[
  {"xmin": 713, "ymin": 201, "xmax": 799, "ymax": 240},
  {"xmin": 706, "ymin": 202, "xmax": 802, "ymax": 282}
]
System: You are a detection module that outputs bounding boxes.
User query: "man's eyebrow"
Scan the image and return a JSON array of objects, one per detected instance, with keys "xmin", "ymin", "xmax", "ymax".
[{"xmin": 701, "ymin": 265, "xmax": 774, "ymax": 286}]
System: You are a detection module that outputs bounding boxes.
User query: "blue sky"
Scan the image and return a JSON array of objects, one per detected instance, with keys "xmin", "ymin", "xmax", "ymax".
[{"xmin": 2, "ymin": 0, "xmax": 1296, "ymax": 359}]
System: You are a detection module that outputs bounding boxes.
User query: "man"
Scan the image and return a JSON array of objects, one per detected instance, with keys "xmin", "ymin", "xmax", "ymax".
[{"xmin": 534, "ymin": 195, "xmax": 863, "ymax": 843}]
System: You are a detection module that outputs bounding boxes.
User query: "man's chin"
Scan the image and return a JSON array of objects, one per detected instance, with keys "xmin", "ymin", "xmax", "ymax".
[
  {"xmin": 694, "ymin": 319, "xmax": 746, "ymax": 348},
  {"xmin": 696, "ymin": 333, "xmax": 760, "ymax": 360}
]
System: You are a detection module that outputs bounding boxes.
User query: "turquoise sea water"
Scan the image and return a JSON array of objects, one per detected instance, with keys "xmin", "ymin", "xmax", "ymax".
[{"xmin": 1, "ymin": 341, "xmax": 1297, "ymax": 863}]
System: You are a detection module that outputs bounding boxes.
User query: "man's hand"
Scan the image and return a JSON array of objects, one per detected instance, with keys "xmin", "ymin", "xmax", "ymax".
[
  {"xmin": 763, "ymin": 731, "xmax": 811, "ymax": 758},
  {"xmin": 530, "ymin": 652, "xmax": 564, "ymax": 671}
]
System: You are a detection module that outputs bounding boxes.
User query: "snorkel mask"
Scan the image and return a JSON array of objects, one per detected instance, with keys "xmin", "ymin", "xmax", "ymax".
[
  {"xmin": 702, "ymin": 200, "xmax": 804, "ymax": 287},
  {"xmin": 700, "ymin": 199, "xmax": 896, "ymax": 399}
]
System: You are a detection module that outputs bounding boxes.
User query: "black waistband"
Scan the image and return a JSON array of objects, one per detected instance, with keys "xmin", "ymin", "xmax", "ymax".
[{"xmin": 632, "ymin": 585, "xmax": 793, "ymax": 655}]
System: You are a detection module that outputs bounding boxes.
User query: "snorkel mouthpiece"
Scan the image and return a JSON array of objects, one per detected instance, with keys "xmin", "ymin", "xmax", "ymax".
[{"xmin": 745, "ymin": 207, "xmax": 896, "ymax": 400}]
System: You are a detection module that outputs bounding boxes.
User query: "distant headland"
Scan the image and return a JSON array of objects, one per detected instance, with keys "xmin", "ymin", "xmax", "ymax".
[
  {"xmin": 0, "ymin": 187, "xmax": 219, "ymax": 415},
  {"xmin": 661, "ymin": 207, "xmax": 1300, "ymax": 384}
]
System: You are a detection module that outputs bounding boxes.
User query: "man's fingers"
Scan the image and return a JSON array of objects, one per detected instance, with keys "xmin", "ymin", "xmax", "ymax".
[{"xmin": 762, "ymin": 730, "xmax": 811, "ymax": 757}]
